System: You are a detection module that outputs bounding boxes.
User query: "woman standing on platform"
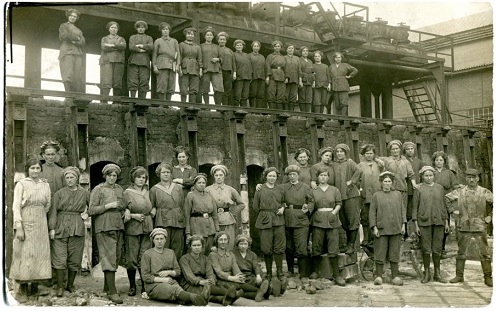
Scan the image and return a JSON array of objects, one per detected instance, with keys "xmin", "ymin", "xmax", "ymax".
[
  {"xmin": 252, "ymin": 167, "xmax": 287, "ymax": 297},
  {"xmin": 284, "ymin": 43, "xmax": 301, "ymax": 111},
  {"xmin": 432, "ymin": 151, "xmax": 459, "ymax": 259},
  {"xmin": 217, "ymin": 31, "xmax": 235, "ymax": 106},
  {"xmin": 298, "ymin": 46, "xmax": 314, "ymax": 112},
  {"xmin": 233, "ymin": 39, "xmax": 252, "ymax": 107},
  {"xmin": 413, "ymin": 166, "xmax": 449, "ymax": 284},
  {"xmin": 184, "ymin": 173, "xmax": 220, "ymax": 255},
  {"xmin": 58, "ymin": 9, "xmax": 85, "ymax": 92},
  {"xmin": 141, "ymin": 228, "xmax": 207, "ymax": 305},
  {"xmin": 153, "ymin": 22, "xmax": 180, "ymax": 101},
  {"xmin": 171, "ymin": 146, "xmax": 198, "ymax": 199},
  {"xmin": 128, "ymin": 21, "xmax": 153, "ymax": 98},
  {"xmin": 312, "ymin": 51, "xmax": 331, "ymax": 114},
  {"xmin": 88, "ymin": 163, "xmax": 126, "ymax": 304},
  {"xmin": 200, "ymin": 26, "xmax": 224, "ymax": 105},
  {"xmin": 328, "ymin": 52, "xmax": 358, "ymax": 116},
  {"xmin": 265, "ymin": 40, "xmax": 286, "ymax": 110},
  {"xmin": 248, "ymin": 41, "xmax": 266, "ymax": 108},
  {"xmin": 100, "ymin": 21, "xmax": 126, "ymax": 97},
  {"xmin": 309, "ymin": 168, "xmax": 346, "ymax": 286},
  {"xmin": 123, "ymin": 166, "xmax": 155, "ymax": 298},
  {"xmin": 150, "ymin": 162, "xmax": 186, "ymax": 260},
  {"xmin": 179, "ymin": 27, "xmax": 202, "ymax": 103},
  {"xmin": 49, "ymin": 166, "xmax": 90, "ymax": 297},
  {"xmin": 370, "ymin": 171, "xmax": 405, "ymax": 286},
  {"xmin": 10, "ymin": 159, "xmax": 52, "ymax": 303},
  {"xmin": 205, "ymin": 165, "xmax": 245, "ymax": 252}
]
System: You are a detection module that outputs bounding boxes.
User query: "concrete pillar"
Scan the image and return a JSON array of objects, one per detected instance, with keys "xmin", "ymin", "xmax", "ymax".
[
  {"xmin": 309, "ymin": 117, "xmax": 326, "ymax": 161},
  {"xmin": 180, "ymin": 107, "xmax": 200, "ymax": 170},
  {"xmin": 126, "ymin": 102, "xmax": 149, "ymax": 167},
  {"xmin": 359, "ymin": 82, "xmax": 372, "ymax": 118},
  {"xmin": 377, "ymin": 122, "xmax": 393, "ymax": 156},
  {"xmin": 462, "ymin": 129, "xmax": 477, "ymax": 169},
  {"xmin": 408, "ymin": 125, "xmax": 425, "ymax": 159},
  {"xmin": 272, "ymin": 113, "xmax": 290, "ymax": 173},
  {"xmin": 435, "ymin": 126, "xmax": 451, "ymax": 153},
  {"xmin": 381, "ymin": 84, "xmax": 393, "ymax": 119},
  {"xmin": 24, "ymin": 36, "xmax": 41, "ymax": 89}
]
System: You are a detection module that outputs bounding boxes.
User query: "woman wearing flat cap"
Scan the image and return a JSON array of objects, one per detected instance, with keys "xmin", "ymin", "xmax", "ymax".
[
  {"xmin": 128, "ymin": 21, "xmax": 153, "ymax": 98},
  {"xmin": 100, "ymin": 21, "xmax": 126, "ymax": 98},
  {"xmin": 310, "ymin": 146, "xmax": 335, "ymax": 190},
  {"xmin": 233, "ymin": 39, "xmax": 252, "ymax": 107},
  {"xmin": 48, "ymin": 166, "xmax": 90, "ymax": 297},
  {"xmin": 88, "ymin": 163, "xmax": 125, "ymax": 304},
  {"xmin": 184, "ymin": 173, "xmax": 220, "ymax": 256},
  {"xmin": 205, "ymin": 165, "xmax": 245, "ymax": 252},
  {"xmin": 58, "ymin": 9, "xmax": 85, "ymax": 92}
]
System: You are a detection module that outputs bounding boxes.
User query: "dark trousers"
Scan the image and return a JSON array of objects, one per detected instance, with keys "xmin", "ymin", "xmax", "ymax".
[
  {"xmin": 332, "ymin": 91, "xmax": 349, "ymax": 115},
  {"xmin": 260, "ymin": 225, "xmax": 286, "ymax": 255},
  {"xmin": 267, "ymin": 79, "xmax": 286, "ymax": 109},
  {"xmin": 127, "ymin": 65, "xmax": 150, "ymax": 92},
  {"xmin": 313, "ymin": 87, "xmax": 329, "ymax": 113},
  {"xmin": 285, "ymin": 226, "xmax": 309, "ymax": 257},
  {"xmin": 374, "ymin": 234, "xmax": 402, "ymax": 264},
  {"xmin": 249, "ymin": 79, "xmax": 266, "ymax": 108},
  {"xmin": 59, "ymin": 54, "xmax": 83, "ymax": 92},
  {"xmin": 285, "ymin": 83, "xmax": 298, "ymax": 110},
  {"xmin": 164, "ymin": 227, "xmax": 185, "ymax": 260},
  {"xmin": 419, "ymin": 225, "xmax": 444, "ymax": 256},
  {"xmin": 95, "ymin": 230, "xmax": 124, "ymax": 272},
  {"xmin": 338, "ymin": 197, "xmax": 361, "ymax": 231},
  {"xmin": 100, "ymin": 62, "xmax": 124, "ymax": 89},
  {"xmin": 51, "ymin": 236, "xmax": 85, "ymax": 271},
  {"xmin": 179, "ymin": 74, "xmax": 200, "ymax": 101},
  {"xmin": 311, "ymin": 226, "xmax": 339, "ymax": 257},
  {"xmin": 125, "ymin": 234, "xmax": 152, "ymax": 270},
  {"xmin": 456, "ymin": 231, "xmax": 491, "ymax": 260},
  {"xmin": 221, "ymin": 70, "xmax": 233, "ymax": 105},
  {"xmin": 233, "ymin": 80, "xmax": 250, "ymax": 107}
]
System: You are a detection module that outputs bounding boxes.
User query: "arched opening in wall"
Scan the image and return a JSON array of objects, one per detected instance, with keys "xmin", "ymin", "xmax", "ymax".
[
  {"xmin": 247, "ymin": 164, "xmax": 264, "ymax": 255},
  {"xmin": 198, "ymin": 163, "xmax": 215, "ymax": 186},
  {"xmin": 148, "ymin": 162, "xmax": 161, "ymax": 189},
  {"xmin": 89, "ymin": 160, "xmax": 120, "ymax": 268}
]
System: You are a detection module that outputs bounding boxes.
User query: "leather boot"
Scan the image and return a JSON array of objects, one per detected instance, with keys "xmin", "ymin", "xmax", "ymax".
[
  {"xmin": 346, "ymin": 230, "xmax": 358, "ymax": 255},
  {"xmin": 299, "ymin": 103, "xmax": 305, "ymax": 112},
  {"xmin": 104, "ymin": 271, "xmax": 123, "ymax": 304},
  {"xmin": 202, "ymin": 93, "xmax": 210, "ymax": 105},
  {"xmin": 178, "ymin": 290, "xmax": 207, "ymax": 306},
  {"xmin": 127, "ymin": 269, "xmax": 137, "ymax": 296},
  {"xmin": 433, "ymin": 254, "xmax": 448, "ymax": 283},
  {"xmin": 249, "ymin": 98, "xmax": 256, "ymax": 108},
  {"xmin": 180, "ymin": 95, "xmax": 187, "ymax": 102},
  {"xmin": 481, "ymin": 259, "xmax": 493, "ymax": 287},
  {"xmin": 15, "ymin": 283, "xmax": 29, "ymax": 303},
  {"xmin": 450, "ymin": 259, "xmax": 465, "ymax": 283},
  {"xmin": 214, "ymin": 91, "xmax": 223, "ymax": 106},
  {"xmin": 274, "ymin": 254, "xmax": 284, "ymax": 279},
  {"xmin": 255, "ymin": 279, "xmax": 269, "ymax": 302},
  {"xmin": 421, "ymin": 254, "xmax": 431, "ymax": 283},
  {"xmin": 264, "ymin": 255, "xmax": 273, "ymax": 281},
  {"xmin": 286, "ymin": 252, "xmax": 295, "ymax": 275},
  {"xmin": 209, "ymin": 295, "xmax": 225, "ymax": 305},
  {"xmin": 55, "ymin": 269, "xmax": 65, "ymax": 297},
  {"xmin": 331, "ymin": 256, "xmax": 345, "ymax": 286},
  {"xmin": 298, "ymin": 257, "xmax": 309, "ymax": 278},
  {"xmin": 165, "ymin": 93, "xmax": 172, "ymax": 101},
  {"xmin": 113, "ymin": 88, "xmax": 121, "ymax": 96},
  {"xmin": 129, "ymin": 90, "xmax": 137, "ymax": 98},
  {"xmin": 66, "ymin": 270, "xmax": 77, "ymax": 292},
  {"xmin": 189, "ymin": 94, "xmax": 197, "ymax": 103}
]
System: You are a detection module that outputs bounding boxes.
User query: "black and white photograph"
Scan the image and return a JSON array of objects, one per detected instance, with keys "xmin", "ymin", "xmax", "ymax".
[{"xmin": 2, "ymin": 1, "xmax": 494, "ymax": 307}]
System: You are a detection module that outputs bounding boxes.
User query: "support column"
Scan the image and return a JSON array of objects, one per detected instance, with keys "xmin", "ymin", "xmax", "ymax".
[
  {"xmin": 224, "ymin": 110, "xmax": 249, "ymax": 235},
  {"xmin": 24, "ymin": 35, "xmax": 41, "ymax": 89},
  {"xmin": 359, "ymin": 83, "xmax": 372, "ymax": 118},
  {"xmin": 272, "ymin": 113, "xmax": 290, "ymax": 173},
  {"xmin": 435, "ymin": 126, "xmax": 451, "ymax": 154},
  {"xmin": 343, "ymin": 120, "xmax": 362, "ymax": 163},
  {"xmin": 309, "ymin": 117, "xmax": 326, "ymax": 162},
  {"xmin": 408, "ymin": 125, "xmax": 424, "ymax": 159},
  {"xmin": 462, "ymin": 129, "xmax": 477, "ymax": 169},
  {"xmin": 381, "ymin": 84, "xmax": 393, "ymax": 119},
  {"xmin": 377, "ymin": 122, "xmax": 393, "ymax": 156},
  {"xmin": 180, "ymin": 107, "xmax": 200, "ymax": 170},
  {"xmin": 126, "ymin": 101, "xmax": 150, "ymax": 167},
  {"xmin": 431, "ymin": 64, "xmax": 448, "ymax": 124}
]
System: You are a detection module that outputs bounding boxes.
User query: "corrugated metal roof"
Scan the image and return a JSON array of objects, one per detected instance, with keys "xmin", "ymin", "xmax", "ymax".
[{"xmin": 416, "ymin": 10, "xmax": 493, "ymax": 36}]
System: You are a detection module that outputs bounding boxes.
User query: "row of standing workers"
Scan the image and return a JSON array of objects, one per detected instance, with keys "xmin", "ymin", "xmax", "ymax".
[
  {"xmin": 59, "ymin": 9, "xmax": 358, "ymax": 114},
  {"xmin": 10, "ymin": 138, "xmax": 493, "ymax": 306}
]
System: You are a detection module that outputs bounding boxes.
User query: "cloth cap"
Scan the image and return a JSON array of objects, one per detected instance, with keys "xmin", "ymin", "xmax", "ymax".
[
  {"xmin": 263, "ymin": 167, "xmax": 280, "ymax": 179},
  {"xmin": 335, "ymin": 143, "xmax": 350, "ymax": 154},
  {"xmin": 211, "ymin": 164, "xmax": 228, "ymax": 176},
  {"xmin": 419, "ymin": 166, "xmax": 435, "ymax": 175},
  {"xmin": 387, "ymin": 140, "xmax": 402, "ymax": 150},
  {"xmin": 235, "ymin": 234, "xmax": 252, "ymax": 246},
  {"xmin": 319, "ymin": 146, "xmax": 334, "ymax": 157},
  {"xmin": 150, "ymin": 228, "xmax": 168, "ymax": 241},
  {"xmin": 102, "ymin": 163, "xmax": 121, "ymax": 175},
  {"xmin": 204, "ymin": 26, "xmax": 215, "ymax": 36},
  {"xmin": 134, "ymin": 20, "xmax": 148, "ymax": 29},
  {"xmin": 379, "ymin": 171, "xmax": 395, "ymax": 181},
  {"xmin": 183, "ymin": 27, "xmax": 197, "ymax": 35},
  {"xmin": 285, "ymin": 165, "xmax": 300, "ymax": 175},
  {"xmin": 271, "ymin": 40, "xmax": 283, "ymax": 47},
  {"xmin": 63, "ymin": 166, "xmax": 80, "ymax": 179},
  {"xmin": 193, "ymin": 173, "xmax": 208, "ymax": 184},
  {"xmin": 217, "ymin": 31, "xmax": 229, "ymax": 40},
  {"xmin": 233, "ymin": 39, "xmax": 246, "ymax": 48},
  {"xmin": 465, "ymin": 168, "xmax": 480, "ymax": 176},
  {"xmin": 402, "ymin": 141, "xmax": 416, "ymax": 152}
]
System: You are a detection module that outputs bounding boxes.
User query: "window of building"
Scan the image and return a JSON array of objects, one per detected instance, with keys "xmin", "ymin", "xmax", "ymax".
[{"xmin": 6, "ymin": 44, "xmax": 25, "ymax": 87}]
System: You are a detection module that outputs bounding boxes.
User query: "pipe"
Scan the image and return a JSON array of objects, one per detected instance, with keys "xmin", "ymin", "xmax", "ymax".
[{"xmin": 348, "ymin": 59, "xmax": 431, "ymax": 74}]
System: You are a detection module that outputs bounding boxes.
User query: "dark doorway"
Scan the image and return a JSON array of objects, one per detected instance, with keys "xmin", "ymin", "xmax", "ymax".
[
  {"xmin": 148, "ymin": 162, "xmax": 161, "ymax": 189},
  {"xmin": 247, "ymin": 164, "xmax": 264, "ymax": 255}
]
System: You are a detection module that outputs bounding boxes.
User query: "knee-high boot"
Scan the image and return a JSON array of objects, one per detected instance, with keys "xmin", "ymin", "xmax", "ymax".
[
  {"xmin": 165, "ymin": 93, "xmax": 172, "ymax": 101},
  {"xmin": 214, "ymin": 91, "xmax": 223, "ymax": 105},
  {"xmin": 309, "ymin": 256, "xmax": 320, "ymax": 279},
  {"xmin": 113, "ymin": 88, "xmax": 121, "ymax": 96},
  {"xmin": 127, "ymin": 269, "xmax": 137, "ymax": 296},
  {"xmin": 55, "ymin": 269, "xmax": 65, "ymax": 297},
  {"xmin": 450, "ymin": 259, "xmax": 465, "ymax": 283},
  {"xmin": 286, "ymin": 252, "xmax": 295, "ymax": 275},
  {"xmin": 138, "ymin": 91, "xmax": 147, "ymax": 98},
  {"xmin": 481, "ymin": 259, "xmax": 493, "ymax": 287},
  {"xmin": 297, "ymin": 257, "xmax": 309, "ymax": 278},
  {"xmin": 180, "ymin": 95, "xmax": 187, "ymax": 102},
  {"xmin": 346, "ymin": 230, "xmax": 358, "ymax": 255},
  {"xmin": 137, "ymin": 268, "xmax": 145, "ymax": 293},
  {"xmin": 249, "ymin": 98, "xmax": 256, "ymax": 108},
  {"xmin": 264, "ymin": 255, "xmax": 273, "ymax": 281},
  {"xmin": 66, "ymin": 270, "xmax": 77, "ymax": 292},
  {"xmin": 202, "ymin": 93, "xmax": 210, "ymax": 105},
  {"xmin": 421, "ymin": 254, "xmax": 431, "ymax": 283},
  {"xmin": 274, "ymin": 254, "xmax": 284, "ymax": 279},
  {"xmin": 104, "ymin": 271, "xmax": 123, "ymax": 304},
  {"xmin": 189, "ymin": 94, "xmax": 197, "ymax": 103},
  {"xmin": 330, "ymin": 256, "xmax": 346, "ymax": 286},
  {"xmin": 433, "ymin": 254, "xmax": 447, "ymax": 283}
]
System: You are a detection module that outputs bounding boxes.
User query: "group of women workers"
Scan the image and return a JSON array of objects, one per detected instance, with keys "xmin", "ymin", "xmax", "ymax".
[
  {"xmin": 58, "ymin": 9, "xmax": 357, "ymax": 115},
  {"xmin": 10, "ymin": 136, "xmax": 465, "ymax": 305}
]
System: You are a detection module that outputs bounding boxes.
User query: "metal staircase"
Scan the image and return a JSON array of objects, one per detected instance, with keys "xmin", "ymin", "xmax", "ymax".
[
  {"xmin": 403, "ymin": 82, "xmax": 452, "ymax": 124},
  {"xmin": 299, "ymin": 2, "xmax": 340, "ymax": 43}
]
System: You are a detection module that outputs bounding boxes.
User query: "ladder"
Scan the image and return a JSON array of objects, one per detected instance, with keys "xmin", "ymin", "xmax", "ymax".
[{"xmin": 403, "ymin": 82, "xmax": 451, "ymax": 124}]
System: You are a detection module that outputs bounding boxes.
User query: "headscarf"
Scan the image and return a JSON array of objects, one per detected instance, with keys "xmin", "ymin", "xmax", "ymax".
[
  {"xmin": 210, "ymin": 164, "xmax": 228, "ymax": 176},
  {"xmin": 193, "ymin": 173, "xmax": 208, "ymax": 184},
  {"xmin": 319, "ymin": 146, "xmax": 333, "ymax": 157},
  {"xmin": 402, "ymin": 141, "xmax": 416, "ymax": 153},
  {"xmin": 63, "ymin": 166, "xmax": 80, "ymax": 179},
  {"xmin": 235, "ymin": 234, "xmax": 252, "ymax": 247},
  {"xmin": 387, "ymin": 140, "xmax": 402, "ymax": 150},
  {"xmin": 217, "ymin": 31, "xmax": 229, "ymax": 40},
  {"xmin": 335, "ymin": 143, "xmax": 350, "ymax": 155},
  {"xmin": 150, "ymin": 228, "xmax": 168, "ymax": 241},
  {"xmin": 379, "ymin": 171, "xmax": 396, "ymax": 181},
  {"xmin": 285, "ymin": 165, "xmax": 300, "ymax": 175},
  {"xmin": 102, "ymin": 163, "xmax": 121, "ymax": 175},
  {"xmin": 134, "ymin": 20, "xmax": 148, "ymax": 29},
  {"xmin": 419, "ymin": 166, "xmax": 436, "ymax": 176},
  {"xmin": 233, "ymin": 39, "xmax": 246, "ymax": 48}
]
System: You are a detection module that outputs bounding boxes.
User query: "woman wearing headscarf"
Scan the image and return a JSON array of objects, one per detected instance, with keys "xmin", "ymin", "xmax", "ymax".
[
  {"xmin": 150, "ymin": 162, "xmax": 186, "ymax": 260},
  {"xmin": 10, "ymin": 159, "xmax": 52, "ymax": 303},
  {"xmin": 205, "ymin": 165, "xmax": 245, "ymax": 252},
  {"xmin": 413, "ymin": 166, "xmax": 449, "ymax": 284},
  {"xmin": 58, "ymin": 9, "xmax": 85, "ymax": 92},
  {"xmin": 100, "ymin": 21, "xmax": 126, "ymax": 97},
  {"xmin": 141, "ymin": 228, "xmax": 207, "ymax": 305},
  {"xmin": 48, "ymin": 166, "xmax": 90, "ymax": 297},
  {"xmin": 123, "ymin": 166, "xmax": 154, "ymax": 297},
  {"xmin": 88, "ymin": 163, "xmax": 125, "ymax": 304},
  {"xmin": 184, "ymin": 173, "xmax": 220, "ymax": 255}
]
